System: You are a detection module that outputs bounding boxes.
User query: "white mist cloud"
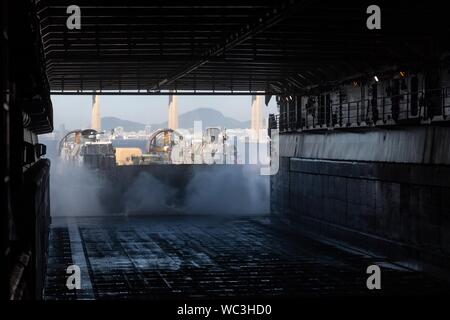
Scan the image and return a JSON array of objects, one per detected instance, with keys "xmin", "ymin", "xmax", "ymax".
[
  {"xmin": 121, "ymin": 166, "xmax": 270, "ymax": 216},
  {"xmin": 50, "ymin": 156, "xmax": 270, "ymax": 217},
  {"xmin": 184, "ymin": 166, "xmax": 270, "ymax": 215},
  {"xmin": 50, "ymin": 160, "xmax": 106, "ymax": 216},
  {"xmin": 122, "ymin": 172, "xmax": 179, "ymax": 215}
]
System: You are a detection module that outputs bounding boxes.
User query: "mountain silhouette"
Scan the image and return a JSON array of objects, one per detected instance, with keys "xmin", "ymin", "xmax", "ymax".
[{"xmin": 102, "ymin": 108, "xmax": 250, "ymax": 131}]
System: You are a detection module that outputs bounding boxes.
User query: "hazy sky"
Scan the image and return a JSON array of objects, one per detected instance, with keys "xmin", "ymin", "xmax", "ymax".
[{"xmin": 52, "ymin": 95, "xmax": 278, "ymax": 130}]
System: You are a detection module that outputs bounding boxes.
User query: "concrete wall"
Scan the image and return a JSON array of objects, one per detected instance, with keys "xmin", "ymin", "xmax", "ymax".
[
  {"xmin": 271, "ymin": 126, "xmax": 450, "ymax": 275},
  {"xmin": 279, "ymin": 126, "xmax": 450, "ymax": 164}
]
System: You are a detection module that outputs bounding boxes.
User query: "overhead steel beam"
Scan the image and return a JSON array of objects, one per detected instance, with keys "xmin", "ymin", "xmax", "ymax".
[
  {"xmin": 151, "ymin": 0, "xmax": 311, "ymax": 90},
  {"xmin": 50, "ymin": 90, "xmax": 287, "ymax": 96}
]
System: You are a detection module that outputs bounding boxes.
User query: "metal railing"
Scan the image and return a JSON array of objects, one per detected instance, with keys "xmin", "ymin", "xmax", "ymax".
[{"xmin": 270, "ymin": 86, "xmax": 450, "ymax": 132}]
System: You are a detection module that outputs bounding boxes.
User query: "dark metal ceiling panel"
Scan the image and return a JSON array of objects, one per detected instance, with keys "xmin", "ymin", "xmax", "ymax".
[{"xmin": 36, "ymin": 0, "xmax": 450, "ymax": 95}]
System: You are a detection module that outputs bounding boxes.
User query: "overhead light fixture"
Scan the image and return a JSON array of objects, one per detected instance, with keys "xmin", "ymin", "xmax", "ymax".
[
  {"xmin": 374, "ymin": 76, "xmax": 379, "ymax": 82},
  {"xmin": 399, "ymin": 71, "xmax": 406, "ymax": 78}
]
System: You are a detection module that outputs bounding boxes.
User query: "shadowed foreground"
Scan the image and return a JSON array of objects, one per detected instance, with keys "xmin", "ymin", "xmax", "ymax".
[{"xmin": 44, "ymin": 215, "xmax": 450, "ymax": 299}]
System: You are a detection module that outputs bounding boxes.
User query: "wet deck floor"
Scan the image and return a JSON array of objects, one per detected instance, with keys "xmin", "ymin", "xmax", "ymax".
[{"xmin": 44, "ymin": 215, "xmax": 450, "ymax": 299}]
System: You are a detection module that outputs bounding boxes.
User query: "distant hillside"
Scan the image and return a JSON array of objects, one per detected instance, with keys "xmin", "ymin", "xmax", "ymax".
[
  {"xmin": 102, "ymin": 108, "xmax": 250, "ymax": 131},
  {"xmin": 151, "ymin": 108, "xmax": 250, "ymax": 129},
  {"xmin": 102, "ymin": 117, "xmax": 146, "ymax": 132}
]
